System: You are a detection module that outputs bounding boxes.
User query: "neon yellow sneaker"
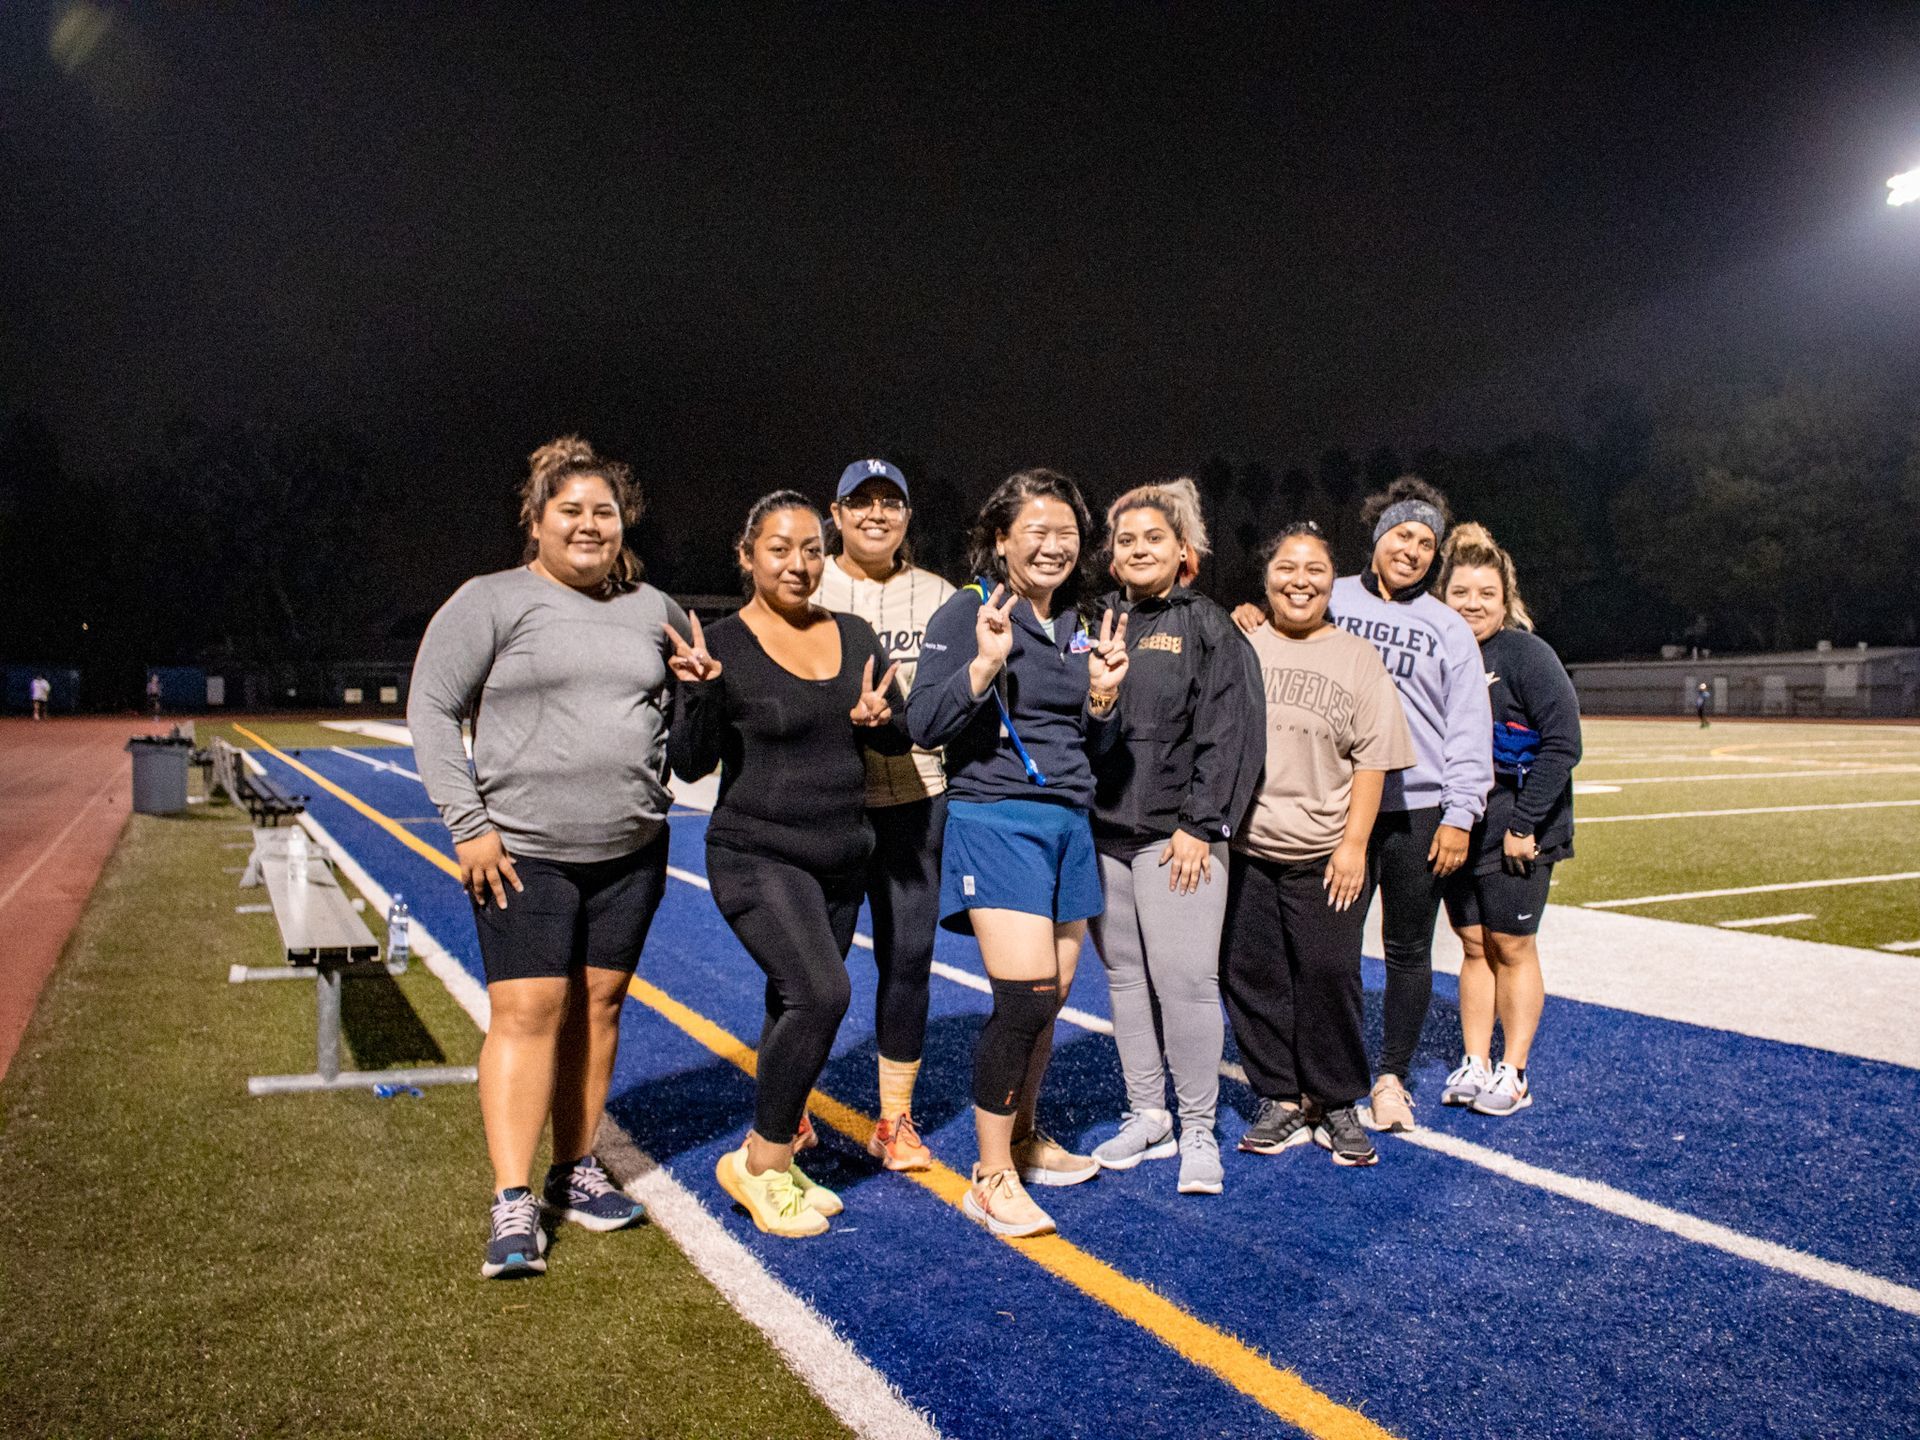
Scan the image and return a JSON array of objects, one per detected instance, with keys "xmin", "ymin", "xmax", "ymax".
[
  {"xmin": 715, "ymin": 1146, "xmax": 828, "ymax": 1238},
  {"xmin": 790, "ymin": 1159, "xmax": 843, "ymax": 1216}
]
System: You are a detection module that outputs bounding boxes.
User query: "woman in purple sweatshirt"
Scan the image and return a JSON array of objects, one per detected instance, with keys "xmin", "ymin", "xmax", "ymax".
[{"xmin": 1236, "ymin": 474, "xmax": 1491, "ymax": 1130}]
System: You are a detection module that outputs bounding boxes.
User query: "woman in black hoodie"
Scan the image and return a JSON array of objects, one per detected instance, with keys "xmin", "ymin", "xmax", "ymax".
[{"xmin": 1086, "ymin": 480, "xmax": 1264, "ymax": 1195}]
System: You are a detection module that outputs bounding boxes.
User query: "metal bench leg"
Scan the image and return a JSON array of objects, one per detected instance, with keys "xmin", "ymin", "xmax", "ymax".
[{"xmin": 316, "ymin": 966, "xmax": 342, "ymax": 1082}]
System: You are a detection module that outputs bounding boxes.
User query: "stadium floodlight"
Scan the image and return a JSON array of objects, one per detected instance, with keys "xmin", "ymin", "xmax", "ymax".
[{"xmin": 1890, "ymin": 166, "xmax": 1920, "ymax": 207}]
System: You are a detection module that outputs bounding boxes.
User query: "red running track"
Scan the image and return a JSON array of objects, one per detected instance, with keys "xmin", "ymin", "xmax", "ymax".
[{"xmin": 0, "ymin": 716, "xmax": 140, "ymax": 1081}]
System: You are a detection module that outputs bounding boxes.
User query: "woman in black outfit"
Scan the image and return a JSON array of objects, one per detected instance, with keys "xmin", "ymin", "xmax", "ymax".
[{"xmin": 666, "ymin": 490, "xmax": 907, "ymax": 1238}]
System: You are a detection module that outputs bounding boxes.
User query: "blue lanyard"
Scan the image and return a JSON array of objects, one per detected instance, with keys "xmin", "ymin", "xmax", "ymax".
[{"xmin": 966, "ymin": 580, "xmax": 1049, "ymax": 787}]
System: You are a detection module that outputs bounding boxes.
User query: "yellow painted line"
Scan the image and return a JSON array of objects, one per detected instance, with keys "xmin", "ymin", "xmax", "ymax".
[
  {"xmin": 232, "ymin": 724, "xmax": 462, "ymax": 881},
  {"xmin": 254, "ymin": 751, "xmax": 1397, "ymax": 1439},
  {"xmin": 625, "ymin": 972, "xmax": 1400, "ymax": 1440}
]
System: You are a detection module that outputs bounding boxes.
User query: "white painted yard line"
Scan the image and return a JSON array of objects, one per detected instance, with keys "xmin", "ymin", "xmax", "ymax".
[
  {"xmin": 1034, "ymin": 989, "xmax": 1920, "ymax": 1318},
  {"xmin": 1397, "ymin": 1127, "xmax": 1920, "ymax": 1319},
  {"xmin": 328, "ymin": 745, "xmax": 423, "ymax": 781},
  {"xmin": 1716, "ymin": 913, "xmax": 1815, "ymax": 930},
  {"xmin": 1879, "ymin": 940, "xmax": 1920, "ymax": 953},
  {"xmin": 1585, "ymin": 871, "xmax": 1920, "ymax": 909},
  {"xmin": 1599, "ymin": 765, "xmax": 1920, "ymax": 787},
  {"xmin": 319, "ymin": 719, "xmax": 414, "ymax": 745},
  {"xmin": 1583, "ymin": 798, "xmax": 1920, "ymax": 825},
  {"xmin": 317, "ymin": 823, "xmax": 941, "ymax": 1440},
  {"xmin": 656, "ymin": 864, "xmax": 1920, "ymax": 1323}
]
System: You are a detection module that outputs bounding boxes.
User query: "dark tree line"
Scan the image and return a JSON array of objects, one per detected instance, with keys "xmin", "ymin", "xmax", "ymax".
[{"xmin": 3, "ymin": 375, "xmax": 1915, "ymax": 707}]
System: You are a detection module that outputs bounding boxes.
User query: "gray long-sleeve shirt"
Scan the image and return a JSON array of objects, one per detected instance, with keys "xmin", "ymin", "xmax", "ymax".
[{"xmin": 407, "ymin": 567, "xmax": 689, "ymax": 863}]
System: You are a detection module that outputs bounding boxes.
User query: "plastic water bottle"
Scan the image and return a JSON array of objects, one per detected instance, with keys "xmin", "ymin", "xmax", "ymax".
[
  {"xmin": 386, "ymin": 893, "xmax": 411, "ymax": 974},
  {"xmin": 286, "ymin": 825, "xmax": 310, "ymax": 885}
]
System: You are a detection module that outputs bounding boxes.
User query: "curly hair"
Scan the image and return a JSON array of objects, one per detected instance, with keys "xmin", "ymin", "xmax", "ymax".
[
  {"xmin": 965, "ymin": 468, "xmax": 1097, "ymax": 613},
  {"xmin": 1437, "ymin": 521, "xmax": 1534, "ymax": 632},
  {"xmin": 518, "ymin": 435, "xmax": 643, "ymax": 591},
  {"xmin": 1105, "ymin": 477, "xmax": 1210, "ymax": 585}
]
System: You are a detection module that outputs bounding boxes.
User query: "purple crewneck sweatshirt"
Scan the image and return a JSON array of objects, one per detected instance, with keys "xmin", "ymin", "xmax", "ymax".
[{"xmin": 1329, "ymin": 572, "xmax": 1492, "ymax": 828}]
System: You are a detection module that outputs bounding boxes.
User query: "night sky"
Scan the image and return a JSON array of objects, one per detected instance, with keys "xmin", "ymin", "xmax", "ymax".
[{"xmin": 4, "ymin": 2, "xmax": 1919, "ymax": 602}]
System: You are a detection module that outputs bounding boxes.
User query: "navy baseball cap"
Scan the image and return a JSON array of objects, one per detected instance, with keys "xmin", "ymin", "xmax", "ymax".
[{"xmin": 836, "ymin": 458, "xmax": 909, "ymax": 502}]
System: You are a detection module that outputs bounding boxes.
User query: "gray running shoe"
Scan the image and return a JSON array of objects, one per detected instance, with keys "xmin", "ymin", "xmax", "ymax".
[
  {"xmin": 1176, "ymin": 1127, "xmax": 1224, "ymax": 1195},
  {"xmin": 482, "ymin": 1188, "xmax": 548, "ymax": 1279},
  {"xmin": 1470, "ymin": 1062, "xmax": 1533, "ymax": 1117},
  {"xmin": 1442, "ymin": 1057, "xmax": 1494, "ymax": 1107},
  {"xmin": 544, "ymin": 1154, "xmax": 645, "ymax": 1231},
  {"xmin": 1314, "ymin": 1105, "xmax": 1380, "ymax": 1167},
  {"xmin": 1092, "ymin": 1107, "xmax": 1176, "ymax": 1171},
  {"xmin": 1238, "ymin": 1098, "xmax": 1313, "ymax": 1154}
]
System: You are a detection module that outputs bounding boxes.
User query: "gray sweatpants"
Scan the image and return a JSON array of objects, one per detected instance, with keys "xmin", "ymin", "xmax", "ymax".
[{"xmin": 1087, "ymin": 839, "xmax": 1230, "ymax": 1131}]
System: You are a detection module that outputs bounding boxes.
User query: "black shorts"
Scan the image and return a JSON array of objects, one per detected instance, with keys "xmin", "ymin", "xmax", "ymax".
[
  {"xmin": 472, "ymin": 830, "xmax": 669, "ymax": 984},
  {"xmin": 1443, "ymin": 860, "xmax": 1554, "ymax": 937}
]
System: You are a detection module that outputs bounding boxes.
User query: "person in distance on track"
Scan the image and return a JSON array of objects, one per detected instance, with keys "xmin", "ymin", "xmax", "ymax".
[
  {"xmin": 813, "ymin": 459, "xmax": 956, "ymax": 1173},
  {"xmin": 1085, "ymin": 479, "xmax": 1264, "ymax": 1196},
  {"xmin": 908, "ymin": 469, "xmax": 1130, "ymax": 1238},
  {"xmin": 411, "ymin": 436, "xmax": 683, "ymax": 1279},
  {"xmin": 667, "ymin": 491, "xmax": 908, "ymax": 1239},
  {"xmin": 1234, "ymin": 474, "xmax": 1490, "ymax": 1132},
  {"xmin": 1435, "ymin": 523, "xmax": 1582, "ymax": 1117},
  {"xmin": 1222, "ymin": 523, "xmax": 1413, "ymax": 1168}
]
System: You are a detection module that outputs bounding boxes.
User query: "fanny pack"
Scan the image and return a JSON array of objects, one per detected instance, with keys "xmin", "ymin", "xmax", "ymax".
[{"xmin": 1492, "ymin": 720, "xmax": 1541, "ymax": 786}]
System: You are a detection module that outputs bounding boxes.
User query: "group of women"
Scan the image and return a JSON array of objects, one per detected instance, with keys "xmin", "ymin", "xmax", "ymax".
[{"xmin": 410, "ymin": 437, "xmax": 1581, "ymax": 1277}]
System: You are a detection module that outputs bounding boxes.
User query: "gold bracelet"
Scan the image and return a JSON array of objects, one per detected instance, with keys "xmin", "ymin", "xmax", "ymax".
[{"xmin": 1087, "ymin": 688, "xmax": 1118, "ymax": 716}]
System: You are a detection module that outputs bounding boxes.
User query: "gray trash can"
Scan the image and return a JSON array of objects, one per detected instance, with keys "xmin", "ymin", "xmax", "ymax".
[{"xmin": 126, "ymin": 736, "xmax": 192, "ymax": 815}]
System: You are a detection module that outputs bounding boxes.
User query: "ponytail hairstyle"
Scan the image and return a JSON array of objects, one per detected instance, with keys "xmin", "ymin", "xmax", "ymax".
[
  {"xmin": 966, "ymin": 467, "xmax": 1097, "ymax": 613},
  {"xmin": 734, "ymin": 489, "xmax": 825, "ymax": 596},
  {"xmin": 519, "ymin": 435, "xmax": 643, "ymax": 592},
  {"xmin": 1106, "ymin": 476, "xmax": 1210, "ymax": 585},
  {"xmin": 1254, "ymin": 518, "xmax": 1335, "ymax": 571},
  {"xmin": 1437, "ymin": 521, "xmax": 1534, "ymax": 632}
]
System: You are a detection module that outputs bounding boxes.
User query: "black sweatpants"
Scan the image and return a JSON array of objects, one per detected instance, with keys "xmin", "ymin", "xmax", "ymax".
[
  {"xmin": 706, "ymin": 843, "xmax": 864, "ymax": 1146},
  {"xmin": 1220, "ymin": 851, "xmax": 1373, "ymax": 1108},
  {"xmin": 1370, "ymin": 805, "xmax": 1446, "ymax": 1080},
  {"xmin": 865, "ymin": 795, "xmax": 945, "ymax": 1064}
]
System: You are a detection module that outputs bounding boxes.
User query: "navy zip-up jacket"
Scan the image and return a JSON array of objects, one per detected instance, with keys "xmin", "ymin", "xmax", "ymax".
[
  {"xmin": 1472, "ymin": 625, "xmax": 1582, "ymax": 873},
  {"xmin": 1089, "ymin": 587, "xmax": 1265, "ymax": 848},
  {"xmin": 907, "ymin": 586, "xmax": 1120, "ymax": 810}
]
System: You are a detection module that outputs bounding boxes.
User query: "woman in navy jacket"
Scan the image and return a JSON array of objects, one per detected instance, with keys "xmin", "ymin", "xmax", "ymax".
[
  {"xmin": 1434, "ymin": 522, "xmax": 1582, "ymax": 1119},
  {"xmin": 908, "ymin": 468, "xmax": 1129, "ymax": 1239},
  {"xmin": 1085, "ymin": 479, "xmax": 1264, "ymax": 1196}
]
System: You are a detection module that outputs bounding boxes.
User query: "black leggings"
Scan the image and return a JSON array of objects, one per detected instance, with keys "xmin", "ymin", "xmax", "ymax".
[
  {"xmin": 1220, "ymin": 851, "xmax": 1373, "ymax": 1107},
  {"xmin": 706, "ymin": 844, "xmax": 863, "ymax": 1146},
  {"xmin": 865, "ymin": 796, "xmax": 945, "ymax": 1064},
  {"xmin": 1370, "ymin": 806, "xmax": 1446, "ymax": 1080}
]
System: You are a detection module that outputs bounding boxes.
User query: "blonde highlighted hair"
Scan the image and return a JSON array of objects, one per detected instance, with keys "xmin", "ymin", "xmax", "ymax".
[
  {"xmin": 1437, "ymin": 521, "xmax": 1533, "ymax": 632},
  {"xmin": 519, "ymin": 434, "xmax": 644, "ymax": 591},
  {"xmin": 1106, "ymin": 476, "xmax": 1210, "ymax": 585}
]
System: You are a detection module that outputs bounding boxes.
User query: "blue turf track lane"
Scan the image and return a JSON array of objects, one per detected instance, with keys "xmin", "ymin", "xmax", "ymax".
[{"xmin": 260, "ymin": 747, "xmax": 1920, "ymax": 1440}]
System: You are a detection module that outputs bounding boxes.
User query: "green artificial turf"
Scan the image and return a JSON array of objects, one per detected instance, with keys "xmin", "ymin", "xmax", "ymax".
[
  {"xmin": 1553, "ymin": 720, "xmax": 1920, "ymax": 950},
  {"xmin": 0, "ymin": 805, "xmax": 852, "ymax": 1440}
]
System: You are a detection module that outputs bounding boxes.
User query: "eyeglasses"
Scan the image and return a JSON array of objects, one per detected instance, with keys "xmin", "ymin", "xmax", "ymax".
[{"xmin": 838, "ymin": 494, "xmax": 907, "ymax": 516}]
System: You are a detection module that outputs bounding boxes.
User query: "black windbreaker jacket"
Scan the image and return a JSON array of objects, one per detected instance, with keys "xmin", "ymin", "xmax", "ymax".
[{"xmin": 1090, "ymin": 586, "xmax": 1266, "ymax": 847}]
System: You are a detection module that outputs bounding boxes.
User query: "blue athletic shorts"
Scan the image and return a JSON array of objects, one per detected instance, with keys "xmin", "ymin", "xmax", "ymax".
[{"xmin": 938, "ymin": 798, "xmax": 1103, "ymax": 933}]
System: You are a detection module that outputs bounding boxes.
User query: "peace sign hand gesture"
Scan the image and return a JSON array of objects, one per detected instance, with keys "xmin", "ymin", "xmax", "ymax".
[
  {"xmin": 663, "ymin": 611, "xmax": 723, "ymax": 683},
  {"xmin": 1087, "ymin": 608, "xmax": 1129, "ymax": 699},
  {"xmin": 973, "ymin": 584, "xmax": 1018, "ymax": 668},
  {"xmin": 849, "ymin": 655, "xmax": 901, "ymax": 727}
]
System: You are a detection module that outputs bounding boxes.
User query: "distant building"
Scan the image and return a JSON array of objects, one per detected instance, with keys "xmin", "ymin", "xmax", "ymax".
[{"xmin": 1567, "ymin": 645, "xmax": 1920, "ymax": 719}]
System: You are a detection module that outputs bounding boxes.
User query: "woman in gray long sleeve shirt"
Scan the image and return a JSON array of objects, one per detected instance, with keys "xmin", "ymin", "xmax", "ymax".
[{"xmin": 408, "ymin": 436, "xmax": 688, "ymax": 1280}]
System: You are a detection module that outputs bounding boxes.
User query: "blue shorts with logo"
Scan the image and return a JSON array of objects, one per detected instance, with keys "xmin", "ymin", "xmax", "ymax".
[{"xmin": 938, "ymin": 797, "xmax": 1104, "ymax": 933}]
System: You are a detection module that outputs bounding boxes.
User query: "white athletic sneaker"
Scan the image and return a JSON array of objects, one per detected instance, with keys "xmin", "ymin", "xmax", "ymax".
[
  {"xmin": 1471, "ymin": 1062, "xmax": 1532, "ymax": 1117},
  {"xmin": 1441, "ymin": 1056, "xmax": 1494, "ymax": 1107},
  {"xmin": 1092, "ymin": 1108, "xmax": 1176, "ymax": 1171}
]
